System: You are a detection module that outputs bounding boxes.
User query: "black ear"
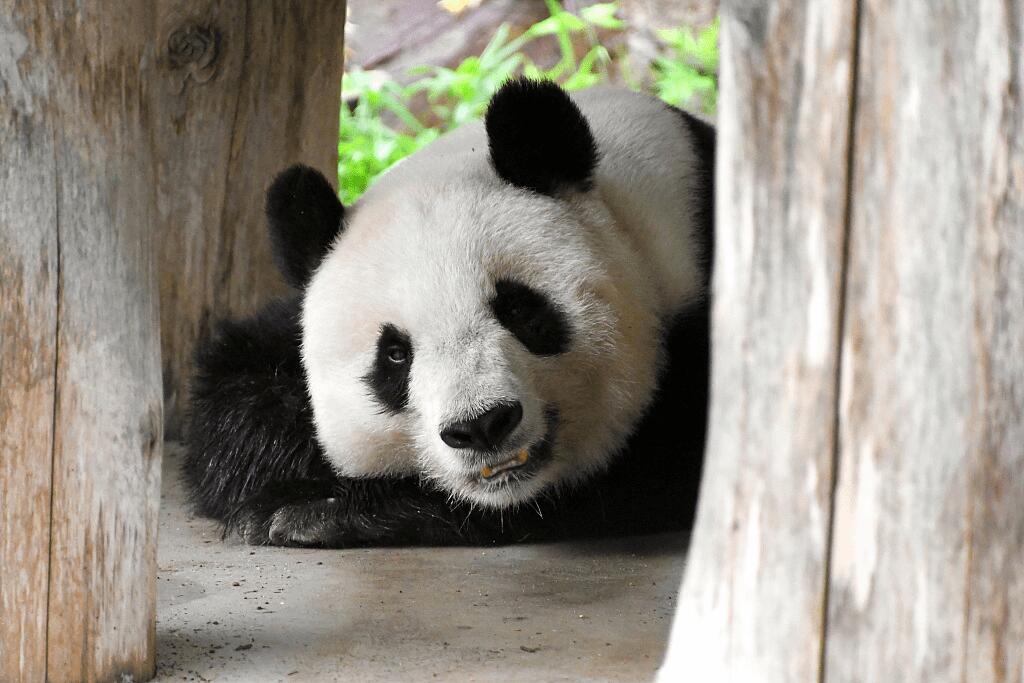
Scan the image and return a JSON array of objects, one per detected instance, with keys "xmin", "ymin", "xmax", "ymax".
[
  {"xmin": 265, "ymin": 164, "xmax": 345, "ymax": 289},
  {"xmin": 484, "ymin": 78, "xmax": 598, "ymax": 195}
]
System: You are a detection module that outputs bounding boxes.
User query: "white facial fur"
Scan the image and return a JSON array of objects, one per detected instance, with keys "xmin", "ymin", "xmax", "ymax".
[{"xmin": 302, "ymin": 87, "xmax": 707, "ymax": 507}]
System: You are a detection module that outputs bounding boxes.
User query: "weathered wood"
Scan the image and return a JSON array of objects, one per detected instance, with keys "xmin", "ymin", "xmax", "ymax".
[
  {"xmin": 659, "ymin": 3, "xmax": 860, "ymax": 680},
  {"xmin": 1, "ymin": 3, "xmax": 163, "ymax": 681},
  {"xmin": 662, "ymin": 1, "xmax": 1024, "ymax": 681},
  {"xmin": 824, "ymin": 1, "xmax": 1024, "ymax": 680},
  {"xmin": 0, "ymin": 8, "xmax": 58, "ymax": 678},
  {"xmin": 154, "ymin": 1, "xmax": 346, "ymax": 437}
]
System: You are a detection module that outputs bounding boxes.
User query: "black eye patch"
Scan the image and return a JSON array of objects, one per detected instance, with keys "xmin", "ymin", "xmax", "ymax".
[
  {"xmin": 490, "ymin": 279, "xmax": 570, "ymax": 356},
  {"xmin": 362, "ymin": 324, "xmax": 413, "ymax": 414}
]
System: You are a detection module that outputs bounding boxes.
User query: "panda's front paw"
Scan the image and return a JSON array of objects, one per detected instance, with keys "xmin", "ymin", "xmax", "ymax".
[
  {"xmin": 226, "ymin": 480, "xmax": 340, "ymax": 547},
  {"xmin": 265, "ymin": 498, "xmax": 343, "ymax": 546},
  {"xmin": 232, "ymin": 506, "xmax": 275, "ymax": 545}
]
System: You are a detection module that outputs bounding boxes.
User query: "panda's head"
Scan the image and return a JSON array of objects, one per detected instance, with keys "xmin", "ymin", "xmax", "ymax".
[{"xmin": 268, "ymin": 80, "xmax": 662, "ymax": 508}]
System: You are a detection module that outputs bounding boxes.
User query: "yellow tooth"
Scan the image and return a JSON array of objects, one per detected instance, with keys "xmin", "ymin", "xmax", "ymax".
[{"xmin": 480, "ymin": 450, "xmax": 530, "ymax": 479}]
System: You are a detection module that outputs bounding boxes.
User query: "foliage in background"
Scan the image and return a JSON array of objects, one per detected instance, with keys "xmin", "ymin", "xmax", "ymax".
[
  {"xmin": 652, "ymin": 20, "xmax": 719, "ymax": 113},
  {"xmin": 338, "ymin": 1, "xmax": 719, "ymax": 204},
  {"xmin": 337, "ymin": 71, "xmax": 443, "ymax": 204}
]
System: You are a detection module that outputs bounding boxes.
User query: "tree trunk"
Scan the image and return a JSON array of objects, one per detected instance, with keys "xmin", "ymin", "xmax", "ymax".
[
  {"xmin": 660, "ymin": 1, "xmax": 1024, "ymax": 681},
  {"xmin": 1, "ymin": 3, "xmax": 162, "ymax": 681},
  {"xmin": 154, "ymin": 1, "xmax": 346, "ymax": 437}
]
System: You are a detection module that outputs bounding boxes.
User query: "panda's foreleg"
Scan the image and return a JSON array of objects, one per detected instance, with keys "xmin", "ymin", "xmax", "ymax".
[
  {"xmin": 225, "ymin": 477, "xmax": 512, "ymax": 548},
  {"xmin": 222, "ymin": 466, "xmax": 701, "ymax": 548},
  {"xmin": 224, "ymin": 473, "xmax": 692, "ymax": 548}
]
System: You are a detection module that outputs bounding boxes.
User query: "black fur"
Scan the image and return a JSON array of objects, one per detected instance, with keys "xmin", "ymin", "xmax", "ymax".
[
  {"xmin": 183, "ymin": 297, "xmax": 334, "ymax": 521},
  {"xmin": 485, "ymin": 78, "xmax": 598, "ymax": 195},
  {"xmin": 490, "ymin": 279, "xmax": 571, "ymax": 356},
  {"xmin": 361, "ymin": 324, "xmax": 414, "ymax": 414},
  {"xmin": 265, "ymin": 164, "xmax": 344, "ymax": 289}
]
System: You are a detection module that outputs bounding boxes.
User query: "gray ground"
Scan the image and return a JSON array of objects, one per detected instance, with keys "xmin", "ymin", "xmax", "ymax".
[{"xmin": 156, "ymin": 444, "xmax": 687, "ymax": 682}]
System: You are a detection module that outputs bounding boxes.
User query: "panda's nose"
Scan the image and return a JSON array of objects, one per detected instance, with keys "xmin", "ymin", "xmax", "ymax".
[{"xmin": 440, "ymin": 402, "xmax": 523, "ymax": 451}]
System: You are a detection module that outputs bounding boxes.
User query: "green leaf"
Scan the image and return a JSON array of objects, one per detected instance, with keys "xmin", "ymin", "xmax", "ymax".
[{"xmin": 580, "ymin": 3, "xmax": 625, "ymax": 29}]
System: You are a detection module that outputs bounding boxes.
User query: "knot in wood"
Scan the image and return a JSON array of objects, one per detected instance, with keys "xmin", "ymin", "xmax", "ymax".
[{"xmin": 167, "ymin": 23, "xmax": 219, "ymax": 83}]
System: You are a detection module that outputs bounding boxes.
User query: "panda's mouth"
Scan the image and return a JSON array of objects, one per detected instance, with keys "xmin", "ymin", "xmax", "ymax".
[
  {"xmin": 473, "ymin": 407, "xmax": 559, "ymax": 488},
  {"xmin": 474, "ymin": 438, "xmax": 553, "ymax": 487},
  {"xmin": 479, "ymin": 449, "xmax": 531, "ymax": 480}
]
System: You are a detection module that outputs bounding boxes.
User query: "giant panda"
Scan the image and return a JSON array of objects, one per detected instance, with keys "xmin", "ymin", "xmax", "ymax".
[{"xmin": 184, "ymin": 78, "xmax": 714, "ymax": 547}]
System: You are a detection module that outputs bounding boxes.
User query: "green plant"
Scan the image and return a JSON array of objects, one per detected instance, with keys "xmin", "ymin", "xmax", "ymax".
[
  {"xmin": 520, "ymin": 1, "xmax": 622, "ymax": 90},
  {"xmin": 652, "ymin": 18, "xmax": 719, "ymax": 114},
  {"xmin": 336, "ymin": 71, "xmax": 440, "ymax": 203},
  {"xmin": 410, "ymin": 1, "xmax": 621, "ymax": 128},
  {"xmin": 337, "ymin": 2, "xmax": 718, "ymax": 204}
]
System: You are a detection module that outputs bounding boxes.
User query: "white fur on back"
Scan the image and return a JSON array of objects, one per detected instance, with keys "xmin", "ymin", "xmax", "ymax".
[{"xmin": 302, "ymin": 86, "xmax": 707, "ymax": 506}]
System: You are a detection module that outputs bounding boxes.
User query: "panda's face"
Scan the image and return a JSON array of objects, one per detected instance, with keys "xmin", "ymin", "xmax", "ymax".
[
  {"xmin": 303, "ymin": 173, "xmax": 661, "ymax": 507},
  {"xmin": 270, "ymin": 80, "xmax": 664, "ymax": 508}
]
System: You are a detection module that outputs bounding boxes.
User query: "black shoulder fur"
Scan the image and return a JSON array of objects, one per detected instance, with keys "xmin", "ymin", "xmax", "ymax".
[{"xmin": 183, "ymin": 297, "xmax": 334, "ymax": 520}]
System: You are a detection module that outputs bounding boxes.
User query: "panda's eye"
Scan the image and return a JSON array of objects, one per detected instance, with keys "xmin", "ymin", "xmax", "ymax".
[
  {"xmin": 387, "ymin": 345, "xmax": 408, "ymax": 364},
  {"xmin": 490, "ymin": 278, "xmax": 571, "ymax": 356},
  {"xmin": 362, "ymin": 324, "xmax": 414, "ymax": 414}
]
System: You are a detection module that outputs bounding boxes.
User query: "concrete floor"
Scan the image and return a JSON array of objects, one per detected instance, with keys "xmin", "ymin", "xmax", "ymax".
[{"xmin": 156, "ymin": 444, "xmax": 688, "ymax": 682}]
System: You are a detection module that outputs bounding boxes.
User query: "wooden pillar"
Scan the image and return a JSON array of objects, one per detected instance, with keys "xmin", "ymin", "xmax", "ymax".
[
  {"xmin": 824, "ymin": 1, "xmax": 1024, "ymax": 679},
  {"xmin": 658, "ymin": 2, "xmax": 860, "ymax": 680},
  {"xmin": 660, "ymin": 1, "xmax": 1024, "ymax": 681},
  {"xmin": 3, "ymin": 4, "xmax": 345, "ymax": 678},
  {"xmin": 154, "ymin": 1, "xmax": 346, "ymax": 437},
  {"xmin": 1, "ymin": 4, "xmax": 162, "ymax": 682}
]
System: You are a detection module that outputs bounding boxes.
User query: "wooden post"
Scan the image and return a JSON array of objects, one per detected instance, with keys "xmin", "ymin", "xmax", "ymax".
[
  {"xmin": 1, "ymin": 4, "xmax": 162, "ymax": 682},
  {"xmin": 154, "ymin": 1, "xmax": 346, "ymax": 437},
  {"xmin": 660, "ymin": 1, "xmax": 1024, "ymax": 681},
  {"xmin": 824, "ymin": 1, "xmax": 1024, "ymax": 679},
  {"xmin": 2, "ymin": 3, "xmax": 346, "ymax": 680},
  {"xmin": 658, "ymin": 2, "xmax": 860, "ymax": 680}
]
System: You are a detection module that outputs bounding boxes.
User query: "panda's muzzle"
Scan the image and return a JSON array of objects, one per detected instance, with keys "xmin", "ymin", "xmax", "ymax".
[{"xmin": 472, "ymin": 406, "xmax": 560, "ymax": 488}]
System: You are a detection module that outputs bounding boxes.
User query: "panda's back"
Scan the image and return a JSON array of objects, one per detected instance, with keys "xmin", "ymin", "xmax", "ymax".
[{"xmin": 572, "ymin": 87, "xmax": 712, "ymax": 312}]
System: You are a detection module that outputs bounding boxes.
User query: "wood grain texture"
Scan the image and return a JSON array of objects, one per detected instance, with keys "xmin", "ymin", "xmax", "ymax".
[
  {"xmin": 0, "ymin": 6, "xmax": 58, "ymax": 679},
  {"xmin": 824, "ymin": 1, "xmax": 1024, "ymax": 681},
  {"xmin": 661, "ymin": 1, "xmax": 1024, "ymax": 681},
  {"xmin": 1, "ymin": 2, "xmax": 163, "ymax": 681},
  {"xmin": 659, "ymin": 2, "xmax": 860, "ymax": 680},
  {"xmin": 44, "ymin": 3, "xmax": 164, "ymax": 681},
  {"xmin": 154, "ymin": 1, "xmax": 345, "ymax": 437}
]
